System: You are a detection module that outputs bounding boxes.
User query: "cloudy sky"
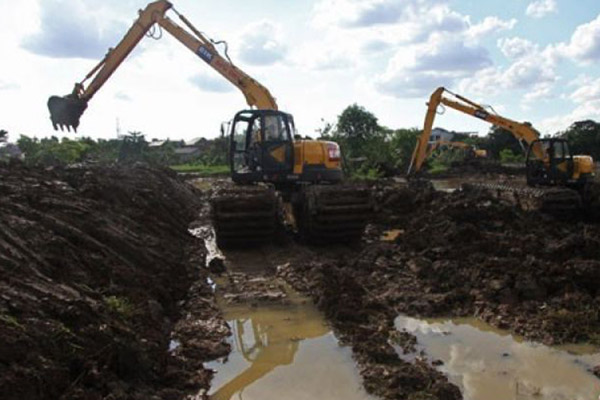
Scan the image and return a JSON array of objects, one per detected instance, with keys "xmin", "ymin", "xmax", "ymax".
[{"xmin": 0, "ymin": 0, "xmax": 599, "ymax": 141}]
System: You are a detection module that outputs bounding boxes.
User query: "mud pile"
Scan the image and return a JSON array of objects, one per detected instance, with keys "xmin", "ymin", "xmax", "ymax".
[
  {"xmin": 0, "ymin": 163, "xmax": 228, "ymax": 400},
  {"xmin": 371, "ymin": 184, "xmax": 600, "ymax": 344}
]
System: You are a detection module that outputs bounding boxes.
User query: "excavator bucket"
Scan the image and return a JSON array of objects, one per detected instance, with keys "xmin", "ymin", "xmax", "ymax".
[{"xmin": 47, "ymin": 95, "xmax": 88, "ymax": 132}]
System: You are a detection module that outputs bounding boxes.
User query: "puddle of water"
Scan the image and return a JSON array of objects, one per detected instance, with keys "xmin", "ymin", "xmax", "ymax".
[
  {"xmin": 395, "ymin": 316, "xmax": 600, "ymax": 400},
  {"xmin": 206, "ymin": 296, "xmax": 375, "ymax": 400},
  {"xmin": 431, "ymin": 179, "xmax": 461, "ymax": 192}
]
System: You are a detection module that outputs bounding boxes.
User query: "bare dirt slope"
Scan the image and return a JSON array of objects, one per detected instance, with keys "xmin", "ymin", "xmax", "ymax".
[{"xmin": 0, "ymin": 163, "xmax": 228, "ymax": 400}]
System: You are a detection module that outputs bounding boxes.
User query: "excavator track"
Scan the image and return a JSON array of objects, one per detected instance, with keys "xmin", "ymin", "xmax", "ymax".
[
  {"xmin": 211, "ymin": 185, "xmax": 280, "ymax": 247},
  {"xmin": 464, "ymin": 182, "xmax": 582, "ymax": 214},
  {"xmin": 296, "ymin": 185, "xmax": 374, "ymax": 243}
]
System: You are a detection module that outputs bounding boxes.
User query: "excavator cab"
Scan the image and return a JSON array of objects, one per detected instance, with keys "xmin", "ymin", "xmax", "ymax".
[
  {"xmin": 526, "ymin": 138, "xmax": 574, "ymax": 186},
  {"xmin": 230, "ymin": 109, "xmax": 294, "ymax": 184}
]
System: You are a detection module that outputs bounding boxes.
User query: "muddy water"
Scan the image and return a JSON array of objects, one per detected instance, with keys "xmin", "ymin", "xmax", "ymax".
[
  {"xmin": 199, "ymin": 226, "xmax": 373, "ymax": 400},
  {"xmin": 431, "ymin": 178, "xmax": 463, "ymax": 192},
  {"xmin": 206, "ymin": 294, "xmax": 375, "ymax": 400},
  {"xmin": 395, "ymin": 316, "xmax": 600, "ymax": 400}
]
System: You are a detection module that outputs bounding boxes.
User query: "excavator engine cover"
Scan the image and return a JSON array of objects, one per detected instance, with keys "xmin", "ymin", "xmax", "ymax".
[{"xmin": 48, "ymin": 95, "xmax": 87, "ymax": 132}]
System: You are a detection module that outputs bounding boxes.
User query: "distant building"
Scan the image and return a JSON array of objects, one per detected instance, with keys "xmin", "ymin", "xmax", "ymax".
[
  {"xmin": 429, "ymin": 128, "xmax": 478, "ymax": 144},
  {"xmin": 429, "ymin": 128, "xmax": 455, "ymax": 143},
  {"xmin": 174, "ymin": 146, "xmax": 202, "ymax": 163},
  {"xmin": 148, "ymin": 139, "xmax": 169, "ymax": 148}
]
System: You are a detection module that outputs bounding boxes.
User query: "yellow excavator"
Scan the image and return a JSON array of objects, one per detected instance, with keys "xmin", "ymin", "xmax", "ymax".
[
  {"xmin": 47, "ymin": 0, "xmax": 372, "ymax": 245},
  {"xmin": 408, "ymin": 87, "xmax": 597, "ymax": 212},
  {"xmin": 424, "ymin": 140, "xmax": 487, "ymax": 162}
]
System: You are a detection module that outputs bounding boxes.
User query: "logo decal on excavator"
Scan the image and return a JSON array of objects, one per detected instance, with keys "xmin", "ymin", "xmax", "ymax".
[
  {"xmin": 197, "ymin": 46, "xmax": 213, "ymax": 63},
  {"xmin": 474, "ymin": 110, "xmax": 489, "ymax": 120}
]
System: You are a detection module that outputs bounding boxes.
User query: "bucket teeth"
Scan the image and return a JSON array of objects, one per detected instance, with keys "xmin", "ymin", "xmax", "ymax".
[{"xmin": 47, "ymin": 95, "xmax": 87, "ymax": 132}]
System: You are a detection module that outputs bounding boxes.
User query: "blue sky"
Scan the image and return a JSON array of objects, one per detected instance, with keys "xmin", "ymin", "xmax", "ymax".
[{"xmin": 0, "ymin": 0, "xmax": 599, "ymax": 140}]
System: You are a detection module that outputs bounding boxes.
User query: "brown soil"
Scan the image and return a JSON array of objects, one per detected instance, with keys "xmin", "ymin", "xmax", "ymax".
[
  {"xmin": 0, "ymin": 163, "xmax": 228, "ymax": 400},
  {"xmin": 276, "ymin": 177, "xmax": 600, "ymax": 399},
  {"xmin": 366, "ymin": 181, "xmax": 600, "ymax": 345}
]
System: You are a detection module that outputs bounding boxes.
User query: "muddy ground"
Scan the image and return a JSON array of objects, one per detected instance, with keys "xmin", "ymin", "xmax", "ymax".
[
  {"xmin": 0, "ymin": 163, "xmax": 228, "ymax": 400},
  {"xmin": 277, "ymin": 178, "xmax": 600, "ymax": 398},
  {"xmin": 3, "ymin": 166, "xmax": 599, "ymax": 400}
]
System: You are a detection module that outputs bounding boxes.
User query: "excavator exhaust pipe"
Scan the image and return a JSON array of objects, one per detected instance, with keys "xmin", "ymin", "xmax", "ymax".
[{"xmin": 47, "ymin": 95, "xmax": 88, "ymax": 132}]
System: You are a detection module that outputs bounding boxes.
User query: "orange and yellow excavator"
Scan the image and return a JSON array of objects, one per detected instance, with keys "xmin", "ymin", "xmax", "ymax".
[
  {"xmin": 424, "ymin": 140, "xmax": 487, "ymax": 161},
  {"xmin": 48, "ymin": 0, "xmax": 372, "ymax": 245},
  {"xmin": 408, "ymin": 87, "xmax": 597, "ymax": 212}
]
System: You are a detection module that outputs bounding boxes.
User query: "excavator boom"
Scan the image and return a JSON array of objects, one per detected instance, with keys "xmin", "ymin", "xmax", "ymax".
[
  {"xmin": 408, "ymin": 87, "xmax": 543, "ymax": 174},
  {"xmin": 48, "ymin": 0, "xmax": 276, "ymax": 132}
]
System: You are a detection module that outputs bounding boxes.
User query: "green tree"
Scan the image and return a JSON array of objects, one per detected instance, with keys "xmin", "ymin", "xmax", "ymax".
[
  {"xmin": 336, "ymin": 104, "xmax": 380, "ymax": 142},
  {"xmin": 118, "ymin": 131, "xmax": 147, "ymax": 163},
  {"xmin": 486, "ymin": 126, "xmax": 525, "ymax": 159},
  {"xmin": 389, "ymin": 128, "xmax": 421, "ymax": 172},
  {"xmin": 559, "ymin": 120, "xmax": 600, "ymax": 160},
  {"xmin": 0, "ymin": 129, "xmax": 7, "ymax": 143}
]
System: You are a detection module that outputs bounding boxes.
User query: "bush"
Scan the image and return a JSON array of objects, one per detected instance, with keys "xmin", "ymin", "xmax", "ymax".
[{"xmin": 499, "ymin": 148, "xmax": 524, "ymax": 164}]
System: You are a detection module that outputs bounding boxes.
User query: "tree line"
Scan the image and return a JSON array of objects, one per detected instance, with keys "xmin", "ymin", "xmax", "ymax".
[{"xmin": 2, "ymin": 107, "xmax": 599, "ymax": 176}]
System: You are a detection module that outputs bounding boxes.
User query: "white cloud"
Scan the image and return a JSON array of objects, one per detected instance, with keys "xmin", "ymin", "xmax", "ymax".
[
  {"xmin": 498, "ymin": 37, "xmax": 538, "ymax": 59},
  {"xmin": 236, "ymin": 20, "xmax": 287, "ymax": 66},
  {"xmin": 22, "ymin": 0, "xmax": 133, "ymax": 59},
  {"xmin": 555, "ymin": 14, "xmax": 600, "ymax": 63},
  {"xmin": 525, "ymin": 0, "xmax": 557, "ymax": 19},
  {"xmin": 466, "ymin": 16, "xmax": 517, "ymax": 40},
  {"xmin": 570, "ymin": 76, "xmax": 600, "ymax": 104},
  {"xmin": 114, "ymin": 92, "xmax": 132, "ymax": 101},
  {"xmin": 538, "ymin": 76, "xmax": 600, "ymax": 133},
  {"xmin": 311, "ymin": 0, "xmax": 516, "ymax": 98},
  {"xmin": 0, "ymin": 81, "xmax": 19, "ymax": 91},
  {"xmin": 458, "ymin": 46, "xmax": 558, "ymax": 105},
  {"xmin": 189, "ymin": 73, "xmax": 235, "ymax": 93},
  {"xmin": 375, "ymin": 34, "xmax": 492, "ymax": 98}
]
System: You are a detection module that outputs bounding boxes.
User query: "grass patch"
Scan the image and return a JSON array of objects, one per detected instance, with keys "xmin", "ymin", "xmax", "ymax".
[
  {"xmin": 0, "ymin": 313, "xmax": 24, "ymax": 330},
  {"xmin": 428, "ymin": 159, "xmax": 448, "ymax": 174},
  {"xmin": 170, "ymin": 164, "xmax": 229, "ymax": 175},
  {"xmin": 104, "ymin": 295, "xmax": 133, "ymax": 318}
]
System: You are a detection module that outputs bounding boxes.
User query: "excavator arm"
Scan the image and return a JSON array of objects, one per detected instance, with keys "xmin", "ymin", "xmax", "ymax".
[
  {"xmin": 408, "ymin": 87, "xmax": 543, "ymax": 174},
  {"xmin": 48, "ymin": 0, "xmax": 277, "ymax": 132}
]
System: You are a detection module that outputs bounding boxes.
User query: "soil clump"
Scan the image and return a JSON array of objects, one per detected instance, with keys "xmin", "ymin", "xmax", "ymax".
[{"xmin": 0, "ymin": 163, "xmax": 228, "ymax": 400}]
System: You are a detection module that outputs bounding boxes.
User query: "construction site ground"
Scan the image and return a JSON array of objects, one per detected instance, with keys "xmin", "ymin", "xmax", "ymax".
[{"xmin": 2, "ymin": 162, "xmax": 600, "ymax": 400}]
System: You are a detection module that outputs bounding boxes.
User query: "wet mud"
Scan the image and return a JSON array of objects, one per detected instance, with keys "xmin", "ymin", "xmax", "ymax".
[
  {"xmin": 396, "ymin": 316, "xmax": 600, "ymax": 400},
  {"xmin": 0, "ymin": 163, "xmax": 228, "ymax": 400},
  {"xmin": 5, "ymin": 168, "xmax": 600, "ymax": 400}
]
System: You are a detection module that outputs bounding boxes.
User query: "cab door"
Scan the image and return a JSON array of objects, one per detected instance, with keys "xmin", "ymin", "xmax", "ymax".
[{"xmin": 259, "ymin": 112, "xmax": 294, "ymax": 178}]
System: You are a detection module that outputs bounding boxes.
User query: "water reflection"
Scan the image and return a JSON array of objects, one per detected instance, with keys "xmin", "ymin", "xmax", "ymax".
[
  {"xmin": 207, "ymin": 302, "xmax": 375, "ymax": 400},
  {"xmin": 395, "ymin": 316, "xmax": 600, "ymax": 400}
]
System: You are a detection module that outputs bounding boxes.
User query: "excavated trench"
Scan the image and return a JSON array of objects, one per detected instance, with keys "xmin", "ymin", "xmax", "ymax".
[
  {"xmin": 194, "ymin": 223, "xmax": 374, "ymax": 400},
  {"xmin": 195, "ymin": 177, "xmax": 600, "ymax": 400},
  {"xmin": 2, "ymin": 167, "xmax": 600, "ymax": 400}
]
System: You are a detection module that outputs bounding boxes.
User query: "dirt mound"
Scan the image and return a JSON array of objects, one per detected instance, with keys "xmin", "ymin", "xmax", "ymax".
[
  {"xmin": 367, "ymin": 184, "xmax": 600, "ymax": 345},
  {"xmin": 0, "ymin": 163, "xmax": 228, "ymax": 400}
]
